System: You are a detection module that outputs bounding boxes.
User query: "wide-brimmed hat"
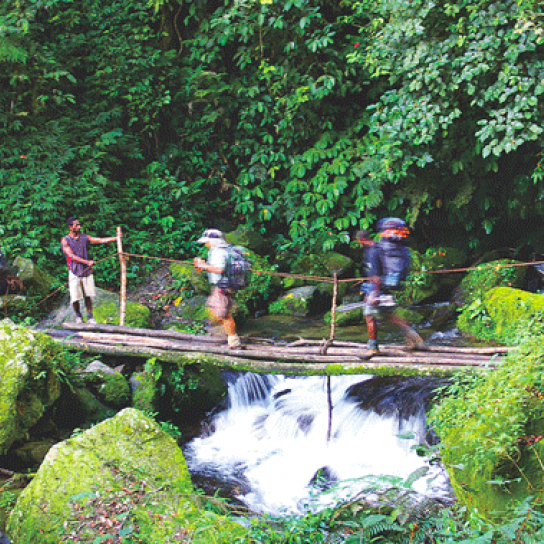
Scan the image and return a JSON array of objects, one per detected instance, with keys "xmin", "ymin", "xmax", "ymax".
[{"xmin": 197, "ymin": 229, "xmax": 225, "ymax": 243}]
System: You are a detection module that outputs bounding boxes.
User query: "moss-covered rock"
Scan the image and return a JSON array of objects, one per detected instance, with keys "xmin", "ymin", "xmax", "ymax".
[
  {"xmin": 0, "ymin": 321, "xmax": 67, "ymax": 454},
  {"xmin": 131, "ymin": 370, "xmax": 158, "ymax": 413},
  {"xmin": 284, "ymin": 252, "xmax": 354, "ymax": 289},
  {"xmin": 93, "ymin": 299, "xmax": 151, "ymax": 328},
  {"xmin": 12, "ymin": 256, "xmax": 56, "ymax": 295},
  {"xmin": 269, "ymin": 285, "xmax": 330, "ymax": 317},
  {"xmin": 400, "ymin": 247, "xmax": 468, "ymax": 305},
  {"xmin": 456, "ymin": 261, "xmax": 530, "ymax": 343},
  {"xmin": 160, "ymin": 362, "xmax": 227, "ymax": 423},
  {"xmin": 225, "ymin": 226, "xmax": 267, "ymax": 254},
  {"xmin": 38, "ymin": 287, "xmax": 151, "ymax": 328},
  {"xmin": 459, "ymin": 259, "xmax": 526, "ymax": 306},
  {"xmin": 7, "ymin": 408, "xmax": 244, "ymax": 544},
  {"xmin": 170, "ymin": 261, "xmax": 209, "ymax": 294},
  {"xmin": 81, "ymin": 360, "xmax": 130, "ymax": 408},
  {"xmin": 458, "ymin": 286, "xmax": 544, "ymax": 344}
]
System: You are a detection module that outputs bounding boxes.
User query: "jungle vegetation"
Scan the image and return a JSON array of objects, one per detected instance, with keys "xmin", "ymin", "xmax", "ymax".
[{"xmin": 1, "ymin": 0, "xmax": 543, "ymax": 287}]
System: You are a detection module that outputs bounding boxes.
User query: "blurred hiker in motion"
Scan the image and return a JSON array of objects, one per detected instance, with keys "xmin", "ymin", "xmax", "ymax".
[
  {"xmin": 61, "ymin": 217, "xmax": 118, "ymax": 324},
  {"xmin": 356, "ymin": 219, "xmax": 424, "ymax": 358},
  {"xmin": 193, "ymin": 229, "xmax": 243, "ymax": 349}
]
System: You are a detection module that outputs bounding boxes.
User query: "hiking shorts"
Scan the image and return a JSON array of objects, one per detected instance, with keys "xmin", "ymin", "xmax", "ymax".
[
  {"xmin": 206, "ymin": 285, "xmax": 234, "ymax": 320},
  {"xmin": 68, "ymin": 271, "xmax": 96, "ymax": 303},
  {"xmin": 363, "ymin": 291, "xmax": 397, "ymax": 317}
]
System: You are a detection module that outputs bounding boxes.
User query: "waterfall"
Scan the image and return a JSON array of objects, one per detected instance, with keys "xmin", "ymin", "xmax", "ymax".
[{"xmin": 184, "ymin": 372, "xmax": 453, "ymax": 516}]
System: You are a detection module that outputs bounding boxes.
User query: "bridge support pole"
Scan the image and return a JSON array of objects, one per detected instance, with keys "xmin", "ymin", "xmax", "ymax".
[{"xmin": 117, "ymin": 226, "xmax": 127, "ymax": 327}]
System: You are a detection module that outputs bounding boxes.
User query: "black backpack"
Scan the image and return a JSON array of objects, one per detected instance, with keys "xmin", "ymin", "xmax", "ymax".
[
  {"xmin": 376, "ymin": 218, "xmax": 411, "ymax": 291},
  {"xmin": 218, "ymin": 245, "xmax": 251, "ymax": 291}
]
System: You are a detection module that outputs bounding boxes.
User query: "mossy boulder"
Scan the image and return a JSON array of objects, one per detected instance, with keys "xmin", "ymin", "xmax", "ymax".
[
  {"xmin": 7, "ymin": 408, "xmax": 244, "ymax": 544},
  {"xmin": 458, "ymin": 286, "xmax": 544, "ymax": 344},
  {"xmin": 131, "ymin": 370, "xmax": 158, "ymax": 413},
  {"xmin": 83, "ymin": 361, "xmax": 131, "ymax": 408},
  {"xmin": 284, "ymin": 252, "xmax": 354, "ymax": 289},
  {"xmin": 93, "ymin": 299, "xmax": 151, "ymax": 328},
  {"xmin": 12, "ymin": 256, "xmax": 56, "ymax": 295},
  {"xmin": 170, "ymin": 261, "xmax": 208, "ymax": 294},
  {"xmin": 7, "ymin": 408, "xmax": 242, "ymax": 544},
  {"xmin": 225, "ymin": 226, "xmax": 267, "ymax": 254},
  {"xmin": 38, "ymin": 287, "xmax": 151, "ymax": 328},
  {"xmin": 160, "ymin": 362, "xmax": 227, "ymax": 423},
  {"xmin": 269, "ymin": 285, "xmax": 330, "ymax": 317},
  {"xmin": 401, "ymin": 247, "xmax": 467, "ymax": 305},
  {"xmin": 0, "ymin": 320, "xmax": 67, "ymax": 454},
  {"xmin": 459, "ymin": 259, "xmax": 527, "ymax": 306}
]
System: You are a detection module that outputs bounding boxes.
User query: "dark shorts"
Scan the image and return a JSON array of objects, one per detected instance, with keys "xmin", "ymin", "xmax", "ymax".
[{"xmin": 206, "ymin": 286, "xmax": 234, "ymax": 320}]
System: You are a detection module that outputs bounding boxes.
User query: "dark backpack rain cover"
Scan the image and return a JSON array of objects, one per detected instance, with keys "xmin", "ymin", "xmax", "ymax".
[
  {"xmin": 218, "ymin": 245, "xmax": 251, "ymax": 291},
  {"xmin": 376, "ymin": 218, "xmax": 411, "ymax": 291}
]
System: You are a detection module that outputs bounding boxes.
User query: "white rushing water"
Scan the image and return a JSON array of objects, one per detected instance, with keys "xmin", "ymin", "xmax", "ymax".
[{"xmin": 184, "ymin": 373, "xmax": 452, "ymax": 516}]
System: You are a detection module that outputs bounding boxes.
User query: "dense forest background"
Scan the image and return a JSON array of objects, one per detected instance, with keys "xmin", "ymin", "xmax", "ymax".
[{"xmin": 1, "ymin": 0, "xmax": 543, "ymax": 285}]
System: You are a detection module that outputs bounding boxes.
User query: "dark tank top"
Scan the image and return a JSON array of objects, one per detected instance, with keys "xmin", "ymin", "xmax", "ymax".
[{"xmin": 64, "ymin": 234, "xmax": 91, "ymax": 277}]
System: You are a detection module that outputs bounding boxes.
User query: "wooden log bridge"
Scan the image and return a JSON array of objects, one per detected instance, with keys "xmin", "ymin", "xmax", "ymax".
[{"xmin": 43, "ymin": 323, "xmax": 511, "ymax": 376}]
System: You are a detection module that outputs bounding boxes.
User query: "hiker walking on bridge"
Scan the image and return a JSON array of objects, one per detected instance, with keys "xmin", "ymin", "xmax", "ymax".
[
  {"xmin": 61, "ymin": 217, "xmax": 118, "ymax": 324},
  {"xmin": 356, "ymin": 219, "xmax": 424, "ymax": 358},
  {"xmin": 193, "ymin": 229, "xmax": 242, "ymax": 349}
]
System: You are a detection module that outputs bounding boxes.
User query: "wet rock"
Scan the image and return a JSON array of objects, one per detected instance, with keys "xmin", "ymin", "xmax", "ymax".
[{"xmin": 309, "ymin": 466, "xmax": 338, "ymax": 491}]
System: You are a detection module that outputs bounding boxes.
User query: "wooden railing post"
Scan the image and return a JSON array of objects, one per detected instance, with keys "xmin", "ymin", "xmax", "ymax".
[
  {"xmin": 116, "ymin": 226, "xmax": 127, "ymax": 327},
  {"xmin": 329, "ymin": 272, "xmax": 338, "ymax": 344}
]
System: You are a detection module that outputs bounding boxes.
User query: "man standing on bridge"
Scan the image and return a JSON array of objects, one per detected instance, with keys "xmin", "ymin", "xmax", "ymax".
[{"xmin": 61, "ymin": 217, "xmax": 118, "ymax": 324}]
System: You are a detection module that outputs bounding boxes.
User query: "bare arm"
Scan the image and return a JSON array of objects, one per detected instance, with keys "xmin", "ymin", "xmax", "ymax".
[
  {"xmin": 193, "ymin": 257, "xmax": 224, "ymax": 274},
  {"xmin": 87, "ymin": 234, "xmax": 118, "ymax": 245},
  {"xmin": 61, "ymin": 237, "xmax": 94, "ymax": 267}
]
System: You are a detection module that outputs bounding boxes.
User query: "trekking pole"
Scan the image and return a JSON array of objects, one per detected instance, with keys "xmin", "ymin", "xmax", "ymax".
[
  {"xmin": 117, "ymin": 226, "xmax": 127, "ymax": 327},
  {"xmin": 320, "ymin": 272, "xmax": 338, "ymax": 357}
]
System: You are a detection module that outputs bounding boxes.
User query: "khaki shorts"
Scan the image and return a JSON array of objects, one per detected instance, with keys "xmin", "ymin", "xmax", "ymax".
[
  {"xmin": 68, "ymin": 271, "xmax": 96, "ymax": 303},
  {"xmin": 206, "ymin": 286, "xmax": 234, "ymax": 320}
]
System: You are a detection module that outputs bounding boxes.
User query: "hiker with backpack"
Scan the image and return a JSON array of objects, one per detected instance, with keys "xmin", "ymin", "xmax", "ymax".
[
  {"xmin": 193, "ymin": 229, "xmax": 249, "ymax": 349},
  {"xmin": 356, "ymin": 219, "xmax": 424, "ymax": 358}
]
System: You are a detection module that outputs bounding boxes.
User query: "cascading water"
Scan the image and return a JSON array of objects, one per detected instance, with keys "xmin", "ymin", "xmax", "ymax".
[{"xmin": 184, "ymin": 372, "xmax": 454, "ymax": 516}]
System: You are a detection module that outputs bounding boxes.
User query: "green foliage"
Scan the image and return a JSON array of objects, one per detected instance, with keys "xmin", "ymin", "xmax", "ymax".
[
  {"xmin": 430, "ymin": 336, "xmax": 544, "ymax": 519},
  {"xmin": 2, "ymin": 0, "xmax": 544, "ymax": 276},
  {"xmin": 350, "ymin": 0, "xmax": 544, "ymax": 243}
]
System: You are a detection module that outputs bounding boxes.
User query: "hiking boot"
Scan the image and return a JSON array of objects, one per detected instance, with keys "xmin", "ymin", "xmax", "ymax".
[
  {"xmin": 405, "ymin": 329, "xmax": 424, "ymax": 350},
  {"xmin": 227, "ymin": 334, "xmax": 242, "ymax": 349},
  {"xmin": 75, "ymin": 315, "xmax": 84, "ymax": 324},
  {"xmin": 358, "ymin": 348, "xmax": 380, "ymax": 360},
  {"xmin": 87, "ymin": 317, "xmax": 97, "ymax": 325}
]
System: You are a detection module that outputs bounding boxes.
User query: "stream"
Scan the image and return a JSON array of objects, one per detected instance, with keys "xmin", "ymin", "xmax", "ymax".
[
  {"xmin": 184, "ymin": 371, "xmax": 455, "ymax": 516},
  {"xmin": 183, "ymin": 309, "xmax": 466, "ymax": 516}
]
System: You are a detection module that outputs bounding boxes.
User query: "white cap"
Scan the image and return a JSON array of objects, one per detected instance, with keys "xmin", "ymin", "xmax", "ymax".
[{"xmin": 197, "ymin": 229, "xmax": 225, "ymax": 244}]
